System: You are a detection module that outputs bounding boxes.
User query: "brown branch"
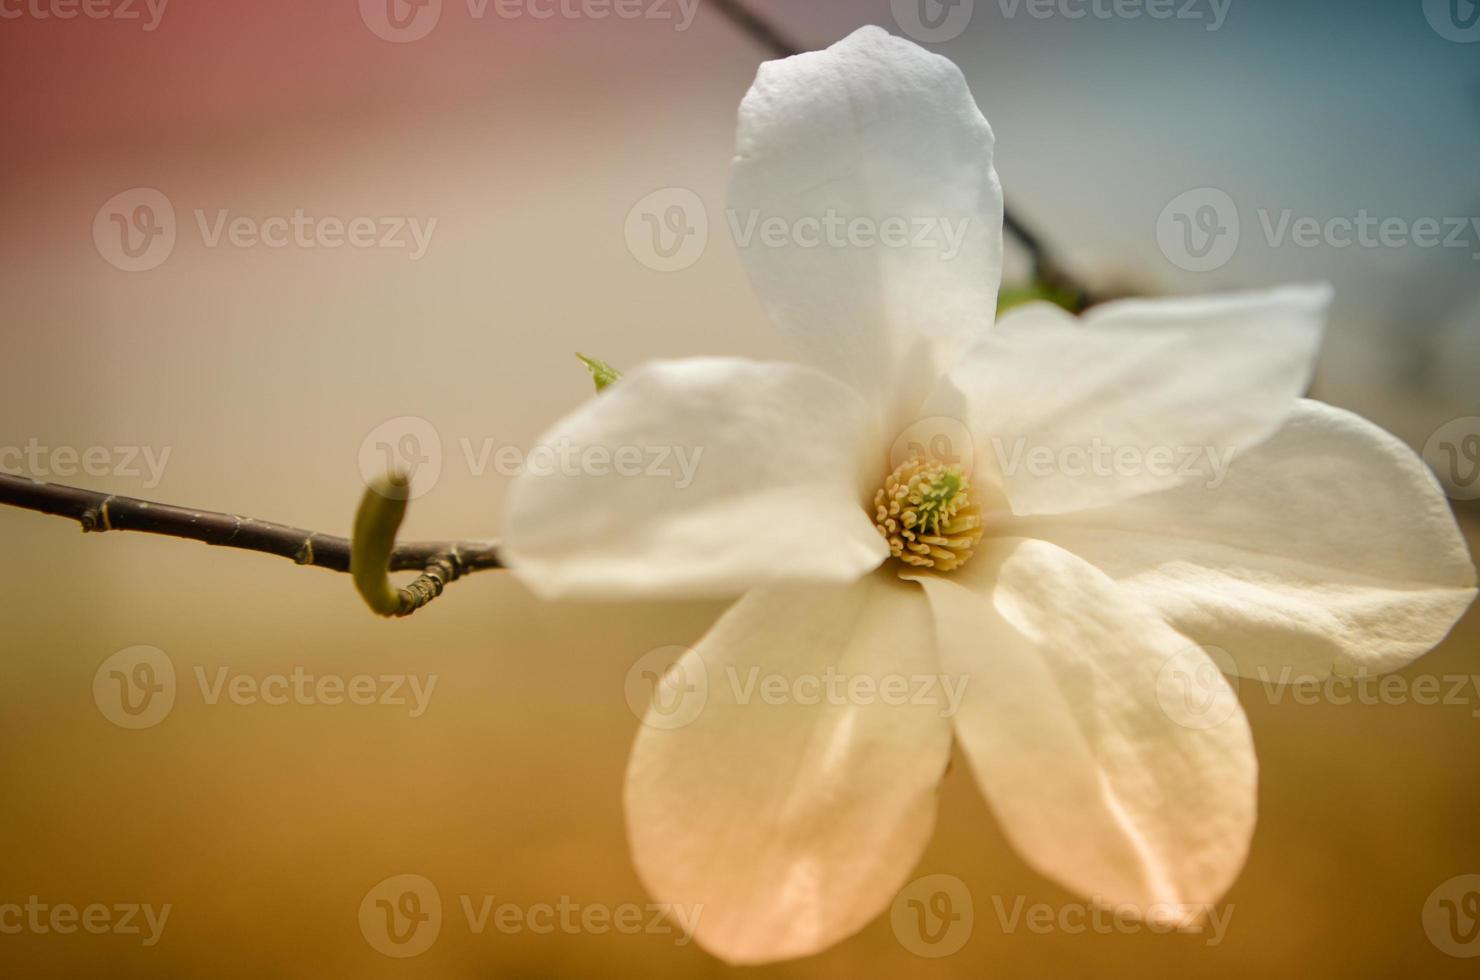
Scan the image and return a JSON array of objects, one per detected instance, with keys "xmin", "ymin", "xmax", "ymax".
[
  {"xmin": 0, "ymin": 472, "xmax": 503, "ymax": 601},
  {"xmin": 708, "ymin": 0, "xmax": 804, "ymax": 57},
  {"xmin": 706, "ymin": 0, "xmax": 1096, "ymax": 311}
]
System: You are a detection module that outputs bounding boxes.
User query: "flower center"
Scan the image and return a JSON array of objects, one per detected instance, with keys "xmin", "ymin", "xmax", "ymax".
[{"xmin": 871, "ymin": 455, "xmax": 985, "ymax": 573}]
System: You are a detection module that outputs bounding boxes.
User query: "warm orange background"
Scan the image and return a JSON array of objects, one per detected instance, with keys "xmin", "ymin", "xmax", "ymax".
[{"xmin": 2, "ymin": 1, "xmax": 1478, "ymax": 976}]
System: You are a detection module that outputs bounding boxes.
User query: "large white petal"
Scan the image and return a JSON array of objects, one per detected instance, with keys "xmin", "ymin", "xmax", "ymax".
[
  {"xmin": 1020, "ymin": 399, "xmax": 1477, "ymax": 680},
  {"xmin": 729, "ymin": 26, "xmax": 1003, "ymax": 434},
  {"xmin": 927, "ymin": 284, "xmax": 1330, "ymax": 516},
  {"xmin": 501, "ymin": 358, "xmax": 887, "ymax": 600},
  {"xmin": 911, "ymin": 538, "xmax": 1258, "ymax": 921},
  {"xmin": 625, "ymin": 572, "xmax": 953, "ymax": 964}
]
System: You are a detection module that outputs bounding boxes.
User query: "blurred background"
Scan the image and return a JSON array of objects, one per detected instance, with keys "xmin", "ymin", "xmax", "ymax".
[{"xmin": 1, "ymin": 0, "xmax": 1478, "ymax": 975}]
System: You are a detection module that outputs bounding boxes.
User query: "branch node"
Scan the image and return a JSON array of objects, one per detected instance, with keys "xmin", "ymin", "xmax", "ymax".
[
  {"xmin": 391, "ymin": 554, "xmax": 461, "ymax": 618},
  {"xmin": 80, "ymin": 497, "xmax": 116, "ymax": 533},
  {"xmin": 0, "ymin": 471, "xmax": 504, "ymax": 617}
]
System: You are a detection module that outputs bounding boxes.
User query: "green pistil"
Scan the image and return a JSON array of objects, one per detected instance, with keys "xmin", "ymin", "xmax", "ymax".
[{"xmin": 913, "ymin": 468, "xmax": 965, "ymax": 536}]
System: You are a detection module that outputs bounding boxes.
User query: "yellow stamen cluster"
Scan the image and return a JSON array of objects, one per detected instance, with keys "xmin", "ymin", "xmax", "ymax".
[{"xmin": 872, "ymin": 456, "xmax": 985, "ymax": 572}]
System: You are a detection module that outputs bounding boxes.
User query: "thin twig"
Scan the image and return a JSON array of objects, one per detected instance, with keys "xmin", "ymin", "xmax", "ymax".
[
  {"xmin": 708, "ymin": 0, "xmax": 804, "ymax": 56},
  {"xmin": 0, "ymin": 472, "xmax": 503, "ymax": 578},
  {"xmin": 707, "ymin": 0, "xmax": 1096, "ymax": 310}
]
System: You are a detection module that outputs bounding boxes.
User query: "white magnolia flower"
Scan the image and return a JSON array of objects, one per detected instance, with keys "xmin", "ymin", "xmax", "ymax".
[{"xmin": 503, "ymin": 26, "xmax": 1477, "ymax": 964}]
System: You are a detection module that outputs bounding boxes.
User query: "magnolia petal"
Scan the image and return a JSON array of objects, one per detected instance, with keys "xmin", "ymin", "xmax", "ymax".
[
  {"xmin": 729, "ymin": 25, "xmax": 1003, "ymax": 434},
  {"xmin": 909, "ymin": 538, "xmax": 1257, "ymax": 920},
  {"xmin": 625, "ymin": 572, "xmax": 953, "ymax": 964},
  {"xmin": 501, "ymin": 358, "xmax": 887, "ymax": 600},
  {"xmin": 1022, "ymin": 399, "xmax": 1477, "ymax": 680},
  {"xmin": 928, "ymin": 284, "xmax": 1331, "ymax": 516}
]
